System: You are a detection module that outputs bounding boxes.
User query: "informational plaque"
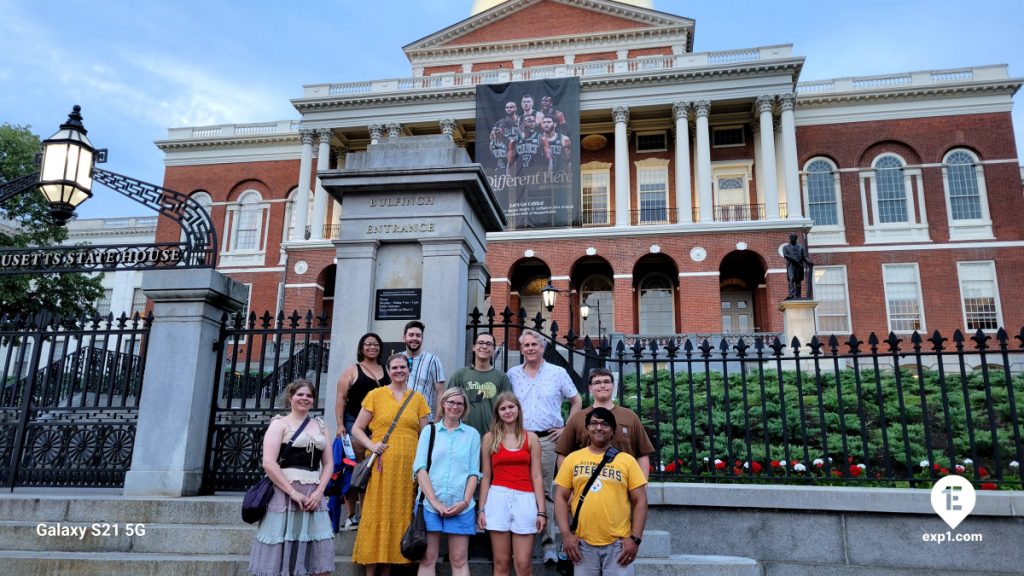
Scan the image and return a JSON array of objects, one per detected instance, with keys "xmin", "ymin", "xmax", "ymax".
[{"xmin": 375, "ymin": 288, "xmax": 422, "ymax": 320}]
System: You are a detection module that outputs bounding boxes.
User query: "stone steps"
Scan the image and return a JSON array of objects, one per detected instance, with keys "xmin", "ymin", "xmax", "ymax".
[{"xmin": 0, "ymin": 493, "xmax": 760, "ymax": 576}]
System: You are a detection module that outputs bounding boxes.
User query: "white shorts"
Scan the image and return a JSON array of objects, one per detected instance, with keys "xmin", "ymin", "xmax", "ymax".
[{"xmin": 484, "ymin": 484, "xmax": 538, "ymax": 534}]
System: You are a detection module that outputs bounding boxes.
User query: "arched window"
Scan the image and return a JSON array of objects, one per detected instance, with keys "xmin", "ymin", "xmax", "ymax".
[
  {"xmin": 873, "ymin": 155, "xmax": 908, "ymax": 224},
  {"xmin": 579, "ymin": 275, "xmax": 613, "ymax": 339},
  {"xmin": 234, "ymin": 191, "xmax": 262, "ymax": 251},
  {"xmin": 222, "ymin": 190, "xmax": 268, "ymax": 266},
  {"xmin": 181, "ymin": 191, "xmax": 212, "ymax": 243},
  {"xmin": 943, "ymin": 149, "xmax": 992, "ymax": 240},
  {"xmin": 861, "ymin": 153, "xmax": 929, "ymax": 243},
  {"xmin": 804, "ymin": 159, "xmax": 838, "ymax": 226},
  {"xmin": 284, "ymin": 188, "xmax": 314, "ymax": 241},
  {"xmin": 638, "ymin": 273, "xmax": 674, "ymax": 334}
]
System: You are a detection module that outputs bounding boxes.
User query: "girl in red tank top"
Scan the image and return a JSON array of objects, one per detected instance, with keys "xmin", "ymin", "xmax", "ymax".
[{"xmin": 478, "ymin": 392, "xmax": 546, "ymax": 576}]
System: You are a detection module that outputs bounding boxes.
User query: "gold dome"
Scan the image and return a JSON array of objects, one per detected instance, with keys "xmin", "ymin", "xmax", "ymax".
[{"xmin": 471, "ymin": 0, "xmax": 654, "ymax": 16}]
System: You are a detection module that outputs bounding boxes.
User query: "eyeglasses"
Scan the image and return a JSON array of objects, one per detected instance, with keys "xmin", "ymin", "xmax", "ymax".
[
  {"xmin": 474, "ymin": 341, "xmax": 495, "ymax": 347},
  {"xmin": 590, "ymin": 379, "xmax": 614, "ymax": 387},
  {"xmin": 444, "ymin": 400, "xmax": 466, "ymax": 408},
  {"xmin": 587, "ymin": 421, "xmax": 612, "ymax": 429}
]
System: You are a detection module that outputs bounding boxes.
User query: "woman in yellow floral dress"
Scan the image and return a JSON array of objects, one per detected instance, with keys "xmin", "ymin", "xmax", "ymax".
[{"xmin": 350, "ymin": 353, "xmax": 430, "ymax": 576}]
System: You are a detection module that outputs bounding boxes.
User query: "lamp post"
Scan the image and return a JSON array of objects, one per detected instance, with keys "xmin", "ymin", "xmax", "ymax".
[
  {"xmin": 541, "ymin": 279, "xmax": 582, "ymax": 336},
  {"xmin": 579, "ymin": 297, "xmax": 603, "ymax": 340},
  {"xmin": 38, "ymin": 106, "xmax": 97, "ymax": 224},
  {"xmin": 0, "ymin": 105, "xmax": 103, "ymax": 225}
]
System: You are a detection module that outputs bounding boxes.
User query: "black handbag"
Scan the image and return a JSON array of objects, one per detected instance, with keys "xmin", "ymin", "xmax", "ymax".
[
  {"xmin": 400, "ymin": 423, "xmax": 435, "ymax": 561},
  {"xmin": 241, "ymin": 417, "xmax": 312, "ymax": 524},
  {"xmin": 351, "ymin": 389, "xmax": 417, "ymax": 491}
]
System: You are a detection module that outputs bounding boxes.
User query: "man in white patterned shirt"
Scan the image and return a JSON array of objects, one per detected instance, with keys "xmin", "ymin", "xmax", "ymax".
[
  {"xmin": 507, "ymin": 328, "xmax": 582, "ymax": 564},
  {"xmin": 402, "ymin": 320, "xmax": 446, "ymax": 421}
]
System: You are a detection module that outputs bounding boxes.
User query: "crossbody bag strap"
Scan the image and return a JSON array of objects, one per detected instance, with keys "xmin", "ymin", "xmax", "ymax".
[
  {"xmin": 569, "ymin": 447, "xmax": 619, "ymax": 534},
  {"xmin": 277, "ymin": 417, "xmax": 312, "ymax": 465},
  {"xmin": 381, "ymin": 388, "xmax": 417, "ymax": 444},
  {"xmin": 417, "ymin": 423, "xmax": 437, "ymax": 504}
]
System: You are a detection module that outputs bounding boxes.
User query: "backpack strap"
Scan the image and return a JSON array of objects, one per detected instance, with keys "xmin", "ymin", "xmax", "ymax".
[{"xmin": 569, "ymin": 447, "xmax": 619, "ymax": 533}]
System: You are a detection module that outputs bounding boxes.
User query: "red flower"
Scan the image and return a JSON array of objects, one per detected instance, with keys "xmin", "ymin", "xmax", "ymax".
[
  {"xmin": 932, "ymin": 463, "xmax": 941, "ymax": 471},
  {"xmin": 714, "ymin": 459, "xmax": 726, "ymax": 470},
  {"xmin": 770, "ymin": 460, "xmax": 781, "ymax": 468},
  {"xmin": 849, "ymin": 465, "xmax": 862, "ymax": 478},
  {"xmin": 980, "ymin": 482, "xmax": 997, "ymax": 490},
  {"xmin": 939, "ymin": 468, "xmax": 949, "ymax": 476},
  {"xmin": 978, "ymin": 467, "xmax": 989, "ymax": 478},
  {"xmin": 831, "ymin": 470, "xmax": 842, "ymax": 477},
  {"xmin": 732, "ymin": 467, "xmax": 742, "ymax": 476},
  {"xmin": 750, "ymin": 461, "xmax": 763, "ymax": 474},
  {"xmin": 664, "ymin": 459, "xmax": 683, "ymax": 473}
]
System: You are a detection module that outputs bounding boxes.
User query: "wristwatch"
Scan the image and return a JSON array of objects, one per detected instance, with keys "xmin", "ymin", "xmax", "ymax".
[{"xmin": 629, "ymin": 535, "xmax": 642, "ymax": 546}]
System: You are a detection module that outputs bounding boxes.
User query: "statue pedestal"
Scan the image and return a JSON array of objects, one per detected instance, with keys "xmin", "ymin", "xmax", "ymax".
[{"xmin": 778, "ymin": 299, "xmax": 818, "ymax": 355}]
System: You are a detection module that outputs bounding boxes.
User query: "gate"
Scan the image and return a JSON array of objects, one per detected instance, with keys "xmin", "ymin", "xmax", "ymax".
[
  {"xmin": 0, "ymin": 311, "xmax": 152, "ymax": 489},
  {"xmin": 204, "ymin": 311, "xmax": 330, "ymax": 492}
]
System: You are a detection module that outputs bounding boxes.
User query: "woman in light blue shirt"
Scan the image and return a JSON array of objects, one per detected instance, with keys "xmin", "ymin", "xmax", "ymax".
[{"xmin": 413, "ymin": 387, "xmax": 481, "ymax": 576}]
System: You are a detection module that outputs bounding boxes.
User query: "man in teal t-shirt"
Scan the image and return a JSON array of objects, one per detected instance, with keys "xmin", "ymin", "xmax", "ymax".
[{"xmin": 447, "ymin": 332, "xmax": 511, "ymax": 436}]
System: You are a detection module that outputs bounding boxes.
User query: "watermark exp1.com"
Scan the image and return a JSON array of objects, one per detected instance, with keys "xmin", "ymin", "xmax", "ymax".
[
  {"xmin": 925, "ymin": 475, "xmax": 983, "ymax": 543},
  {"xmin": 922, "ymin": 531, "xmax": 983, "ymax": 543}
]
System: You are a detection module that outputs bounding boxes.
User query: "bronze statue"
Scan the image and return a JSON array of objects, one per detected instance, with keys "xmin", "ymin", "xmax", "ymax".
[{"xmin": 783, "ymin": 233, "xmax": 812, "ymax": 299}]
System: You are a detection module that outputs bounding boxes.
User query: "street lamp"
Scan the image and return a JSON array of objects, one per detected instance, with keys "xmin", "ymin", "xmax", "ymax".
[
  {"xmin": 541, "ymin": 280, "xmax": 558, "ymax": 312},
  {"xmin": 38, "ymin": 105, "xmax": 97, "ymax": 224},
  {"xmin": 579, "ymin": 297, "xmax": 603, "ymax": 339}
]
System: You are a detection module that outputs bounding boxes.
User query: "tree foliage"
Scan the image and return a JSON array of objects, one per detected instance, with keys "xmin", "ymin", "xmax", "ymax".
[{"xmin": 0, "ymin": 123, "xmax": 104, "ymax": 318}]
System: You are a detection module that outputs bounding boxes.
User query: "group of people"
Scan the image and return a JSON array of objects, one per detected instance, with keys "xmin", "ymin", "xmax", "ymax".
[
  {"xmin": 249, "ymin": 321, "xmax": 650, "ymax": 576},
  {"xmin": 490, "ymin": 94, "xmax": 572, "ymax": 178}
]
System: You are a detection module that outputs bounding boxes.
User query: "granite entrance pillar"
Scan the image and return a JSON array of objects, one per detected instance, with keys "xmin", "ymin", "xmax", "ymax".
[{"xmin": 320, "ymin": 135, "xmax": 505, "ymax": 429}]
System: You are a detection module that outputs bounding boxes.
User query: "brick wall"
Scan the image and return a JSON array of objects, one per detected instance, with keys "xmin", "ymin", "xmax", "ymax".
[{"xmin": 446, "ymin": 0, "xmax": 650, "ymax": 46}]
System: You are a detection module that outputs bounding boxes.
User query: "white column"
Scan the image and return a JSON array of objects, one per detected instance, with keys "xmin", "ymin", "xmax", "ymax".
[
  {"xmin": 613, "ymin": 106, "xmax": 631, "ymax": 227},
  {"xmin": 310, "ymin": 128, "xmax": 331, "ymax": 240},
  {"xmin": 439, "ymin": 118, "xmax": 456, "ymax": 139},
  {"xmin": 672, "ymin": 102, "xmax": 693, "ymax": 224},
  {"xmin": 293, "ymin": 129, "xmax": 315, "ymax": 240},
  {"xmin": 775, "ymin": 125, "xmax": 785, "ymax": 216},
  {"xmin": 752, "ymin": 122, "xmax": 764, "ymax": 207},
  {"xmin": 756, "ymin": 95, "xmax": 780, "ymax": 219},
  {"xmin": 368, "ymin": 123, "xmax": 384, "ymax": 145},
  {"xmin": 386, "ymin": 122, "xmax": 402, "ymax": 138},
  {"xmin": 779, "ymin": 93, "xmax": 803, "ymax": 219},
  {"xmin": 694, "ymin": 100, "xmax": 713, "ymax": 223}
]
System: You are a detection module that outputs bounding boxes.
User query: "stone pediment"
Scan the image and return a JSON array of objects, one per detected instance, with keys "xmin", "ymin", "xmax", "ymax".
[{"xmin": 403, "ymin": 0, "xmax": 694, "ymax": 56}]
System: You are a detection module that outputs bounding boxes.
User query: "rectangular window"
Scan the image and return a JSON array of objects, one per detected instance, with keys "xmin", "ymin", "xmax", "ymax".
[
  {"xmin": 96, "ymin": 289, "xmax": 113, "ymax": 316},
  {"xmin": 883, "ymin": 264, "xmax": 925, "ymax": 332},
  {"xmin": 131, "ymin": 289, "xmax": 147, "ymax": 315},
  {"xmin": 712, "ymin": 126, "xmax": 745, "ymax": 147},
  {"xmin": 957, "ymin": 261, "xmax": 1001, "ymax": 331},
  {"xmin": 637, "ymin": 168, "xmax": 668, "ymax": 224},
  {"xmin": 581, "ymin": 171, "xmax": 610, "ymax": 226},
  {"xmin": 813, "ymin": 266, "xmax": 851, "ymax": 333},
  {"xmin": 635, "ymin": 132, "xmax": 667, "ymax": 153}
]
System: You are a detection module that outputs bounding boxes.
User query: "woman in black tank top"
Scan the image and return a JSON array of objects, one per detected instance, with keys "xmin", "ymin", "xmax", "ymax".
[{"xmin": 334, "ymin": 332, "xmax": 389, "ymax": 529}]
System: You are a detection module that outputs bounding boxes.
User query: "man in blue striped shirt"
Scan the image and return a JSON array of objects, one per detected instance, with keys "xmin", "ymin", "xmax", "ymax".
[{"xmin": 403, "ymin": 320, "xmax": 446, "ymax": 421}]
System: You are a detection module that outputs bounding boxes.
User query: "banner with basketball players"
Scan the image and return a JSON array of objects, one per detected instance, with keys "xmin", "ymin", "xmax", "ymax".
[{"xmin": 475, "ymin": 77, "xmax": 580, "ymax": 229}]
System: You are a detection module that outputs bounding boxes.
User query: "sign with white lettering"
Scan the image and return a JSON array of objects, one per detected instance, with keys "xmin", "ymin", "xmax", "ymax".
[{"xmin": 375, "ymin": 289, "xmax": 422, "ymax": 320}]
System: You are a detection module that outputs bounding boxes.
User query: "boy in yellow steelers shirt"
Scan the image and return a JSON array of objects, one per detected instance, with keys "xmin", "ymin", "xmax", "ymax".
[{"xmin": 554, "ymin": 407, "xmax": 648, "ymax": 576}]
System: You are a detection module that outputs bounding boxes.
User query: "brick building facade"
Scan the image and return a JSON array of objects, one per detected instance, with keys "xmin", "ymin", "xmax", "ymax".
[{"xmin": 155, "ymin": 0, "xmax": 1023, "ymax": 343}]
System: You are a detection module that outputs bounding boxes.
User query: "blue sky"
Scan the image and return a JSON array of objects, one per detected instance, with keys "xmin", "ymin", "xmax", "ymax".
[{"xmin": 2, "ymin": 0, "xmax": 1022, "ymax": 218}]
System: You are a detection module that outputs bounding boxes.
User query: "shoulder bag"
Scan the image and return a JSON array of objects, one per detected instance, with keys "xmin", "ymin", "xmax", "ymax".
[
  {"xmin": 400, "ymin": 423, "xmax": 435, "ymax": 561},
  {"xmin": 350, "ymin": 389, "xmax": 417, "ymax": 491},
  {"xmin": 556, "ymin": 446, "xmax": 620, "ymax": 575},
  {"xmin": 242, "ymin": 417, "xmax": 312, "ymax": 524}
]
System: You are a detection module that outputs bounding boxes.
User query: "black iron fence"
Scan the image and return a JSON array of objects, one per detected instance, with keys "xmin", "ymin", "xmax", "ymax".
[
  {"xmin": 0, "ymin": 311, "xmax": 151, "ymax": 489},
  {"xmin": 204, "ymin": 310, "xmax": 330, "ymax": 492},
  {"xmin": 470, "ymin": 307, "xmax": 1024, "ymax": 488}
]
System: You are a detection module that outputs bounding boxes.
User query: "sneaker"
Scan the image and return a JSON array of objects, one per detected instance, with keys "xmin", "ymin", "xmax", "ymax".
[
  {"xmin": 543, "ymin": 549, "xmax": 559, "ymax": 565},
  {"xmin": 343, "ymin": 515, "xmax": 359, "ymax": 531}
]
